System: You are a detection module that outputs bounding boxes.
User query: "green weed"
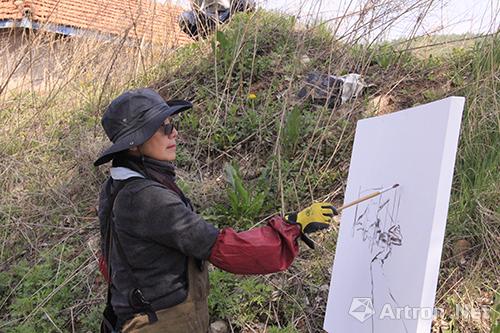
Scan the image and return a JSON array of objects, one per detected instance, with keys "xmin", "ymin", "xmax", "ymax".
[
  {"xmin": 268, "ymin": 325, "xmax": 300, "ymax": 333},
  {"xmin": 373, "ymin": 44, "xmax": 398, "ymax": 69},
  {"xmin": 1, "ymin": 245, "xmax": 99, "ymax": 332},
  {"xmin": 224, "ymin": 163, "xmax": 266, "ymax": 226},
  {"xmin": 447, "ymin": 36, "xmax": 500, "ymax": 241},
  {"xmin": 208, "ymin": 269, "xmax": 272, "ymax": 326}
]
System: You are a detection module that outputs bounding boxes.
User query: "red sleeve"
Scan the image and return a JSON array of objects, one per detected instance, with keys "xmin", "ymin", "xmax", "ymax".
[
  {"xmin": 98, "ymin": 254, "xmax": 110, "ymax": 283},
  {"xmin": 208, "ymin": 216, "xmax": 301, "ymax": 274}
]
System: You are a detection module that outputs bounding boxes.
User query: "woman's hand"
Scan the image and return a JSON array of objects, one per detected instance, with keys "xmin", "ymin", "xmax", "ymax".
[
  {"xmin": 285, "ymin": 202, "xmax": 338, "ymax": 233},
  {"xmin": 285, "ymin": 203, "xmax": 338, "ymax": 249}
]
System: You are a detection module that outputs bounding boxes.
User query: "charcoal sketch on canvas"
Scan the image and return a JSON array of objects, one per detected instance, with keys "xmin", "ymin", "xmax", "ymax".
[{"xmin": 352, "ymin": 185, "xmax": 408, "ymax": 333}]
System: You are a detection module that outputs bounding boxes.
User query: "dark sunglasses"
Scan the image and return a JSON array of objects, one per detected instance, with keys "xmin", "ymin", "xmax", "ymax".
[{"xmin": 160, "ymin": 121, "xmax": 176, "ymax": 135}]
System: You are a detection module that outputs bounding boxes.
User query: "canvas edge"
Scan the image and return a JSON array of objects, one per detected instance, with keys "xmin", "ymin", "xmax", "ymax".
[
  {"xmin": 416, "ymin": 96, "xmax": 465, "ymax": 333},
  {"xmin": 357, "ymin": 96, "xmax": 463, "ymax": 125}
]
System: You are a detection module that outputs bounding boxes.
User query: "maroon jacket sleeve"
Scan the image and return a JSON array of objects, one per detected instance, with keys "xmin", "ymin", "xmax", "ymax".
[
  {"xmin": 98, "ymin": 254, "xmax": 110, "ymax": 283},
  {"xmin": 208, "ymin": 216, "xmax": 301, "ymax": 274}
]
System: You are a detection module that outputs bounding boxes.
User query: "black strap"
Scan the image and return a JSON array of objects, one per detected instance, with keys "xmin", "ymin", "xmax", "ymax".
[
  {"xmin": 101, "ymin": 179, "xmax": 125, "ymax": 332},
  {"xmin": 111, "ymin": 217, "xmax": 158, "ymax": 322},
  {"xmin": 102, "ymin": 177, "xmax": 158, "ymax": 331}
]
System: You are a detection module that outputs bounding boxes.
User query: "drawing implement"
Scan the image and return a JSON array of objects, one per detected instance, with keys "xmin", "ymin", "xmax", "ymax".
[
  {"xmin": 299, "ymin": 184, "xmax": 399, "ymax": 248},
  {"xmin": 338, "ymin": 184, "xmax": 399, "ymax": 212}
]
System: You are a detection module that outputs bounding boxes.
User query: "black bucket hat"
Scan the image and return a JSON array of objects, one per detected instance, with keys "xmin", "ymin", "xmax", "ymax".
[{"xmin": 94, "ymin": 88, "xmax": 192, "ymax": 166}]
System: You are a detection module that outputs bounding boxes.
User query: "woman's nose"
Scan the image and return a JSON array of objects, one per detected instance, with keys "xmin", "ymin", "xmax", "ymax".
[{"xmin": 169, "ymin": 126, "xmax": 178, "ymax": 139}]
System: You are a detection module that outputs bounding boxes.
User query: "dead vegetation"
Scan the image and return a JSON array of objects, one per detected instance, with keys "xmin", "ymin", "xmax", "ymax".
[{"xmin": 0, "ymin": 2, "xmax": 498, "ymax": 332}]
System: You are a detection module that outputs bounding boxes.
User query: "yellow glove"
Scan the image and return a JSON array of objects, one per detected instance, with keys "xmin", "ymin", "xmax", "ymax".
[{"xmin": 286, "ymin": 202, "xmax": 337, "ymax": 233}]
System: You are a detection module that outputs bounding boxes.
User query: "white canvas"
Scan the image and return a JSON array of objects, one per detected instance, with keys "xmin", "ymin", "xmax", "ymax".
[{"xmin": 323, "ymin": 97, "xmax": 465, "ymax": 333}]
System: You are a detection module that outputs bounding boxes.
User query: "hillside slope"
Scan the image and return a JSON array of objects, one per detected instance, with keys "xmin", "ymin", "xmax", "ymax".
[{"xmin": 0, "ymin": 11, "xmax": 498, "ymax": 333}]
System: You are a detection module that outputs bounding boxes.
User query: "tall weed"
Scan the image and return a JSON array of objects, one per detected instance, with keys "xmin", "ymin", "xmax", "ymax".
[{"xmin": 224, "ymin": 163, "xmax": 266, "ymax": 226}]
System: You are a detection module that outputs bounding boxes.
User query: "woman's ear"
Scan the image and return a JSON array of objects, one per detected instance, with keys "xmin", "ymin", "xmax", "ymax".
[{"xmin": 128, "ymin": 146, "xmax": 140, "ymax": 155}]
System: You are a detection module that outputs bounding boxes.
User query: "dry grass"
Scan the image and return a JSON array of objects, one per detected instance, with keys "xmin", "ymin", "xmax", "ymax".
[{"xmin": 0, "ymin": 1, "xmax": 498, "ymax": 332}]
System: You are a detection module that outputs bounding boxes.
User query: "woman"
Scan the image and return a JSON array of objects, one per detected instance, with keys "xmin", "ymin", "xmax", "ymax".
[{"xmin": 95, "ymin": 88, "xmax": 336, "ymax": 333}]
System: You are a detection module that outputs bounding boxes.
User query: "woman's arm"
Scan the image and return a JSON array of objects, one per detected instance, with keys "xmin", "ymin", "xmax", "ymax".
[{"xmin": 208, "ymin": 216, "xmax": 301, "ymax": 275}]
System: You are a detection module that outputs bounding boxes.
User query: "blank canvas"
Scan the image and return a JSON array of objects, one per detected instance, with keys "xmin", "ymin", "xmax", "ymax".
[{"xmin": 323, "ymin": 97, "xmax": 465, "ymax": 333}]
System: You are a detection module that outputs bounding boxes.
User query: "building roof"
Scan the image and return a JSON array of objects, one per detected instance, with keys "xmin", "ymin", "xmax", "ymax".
[{"xmin": 0, "ymin": 0, "xmax": 192, "ymax": 46}]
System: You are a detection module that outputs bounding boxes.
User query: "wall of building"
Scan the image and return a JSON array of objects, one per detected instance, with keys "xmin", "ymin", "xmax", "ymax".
[
  {"xmin": 1, "ymin": 28, "xmax": 29, "ymax": 80},
  {"xmin": 0, "ymin": 28, "xmax": 58, "ymax": 93},
  {"xmin": 0, "ymin": 25, "xmax": 186, "ymax": 97},
  {"xmin": 1, "ymin": 27, "xmax": 116, "ymax": 95}
]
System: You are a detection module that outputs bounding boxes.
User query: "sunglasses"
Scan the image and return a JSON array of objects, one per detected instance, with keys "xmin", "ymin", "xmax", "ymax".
[{"xmin": 160, "ymin": 121, "xmax": 176, "ymax": 136}]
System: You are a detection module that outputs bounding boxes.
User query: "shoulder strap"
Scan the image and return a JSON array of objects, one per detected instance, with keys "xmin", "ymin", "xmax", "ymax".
[
  {"xmin": 111, "ymin": 220, "xmax": 158, "ymax": 322},
  {"xmin": 104, "ymin": 177, "xmax": 158, "ymax": 325},
  {"xmin": 102, "ymin": 178, "xmax": 132, "ymax": 332},
  {"xmin": 104, "ymin": 178, "xmax": 134, "ymax": 280}
]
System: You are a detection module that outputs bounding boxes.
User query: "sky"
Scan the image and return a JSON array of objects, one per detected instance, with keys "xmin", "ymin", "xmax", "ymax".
[{"xmin": 168, "ymin": 0, "xmax": 499, "ymax": 40}]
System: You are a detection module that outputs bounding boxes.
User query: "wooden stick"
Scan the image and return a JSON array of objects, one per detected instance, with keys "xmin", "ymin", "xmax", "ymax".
[{"xmin": 338, "ymin": 184, "xmax": 399, "ymax": 212}]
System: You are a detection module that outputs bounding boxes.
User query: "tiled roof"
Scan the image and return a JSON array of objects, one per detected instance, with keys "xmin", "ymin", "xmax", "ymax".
[{"xmin": 0, "ymin": 0, "xmax": 192, "ymax": 45}]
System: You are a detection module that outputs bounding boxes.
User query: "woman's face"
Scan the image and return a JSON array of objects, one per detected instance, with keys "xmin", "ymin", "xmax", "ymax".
[{"xmin": 132, "ymin": 117, "xmax": 178, "ymax": 161}]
